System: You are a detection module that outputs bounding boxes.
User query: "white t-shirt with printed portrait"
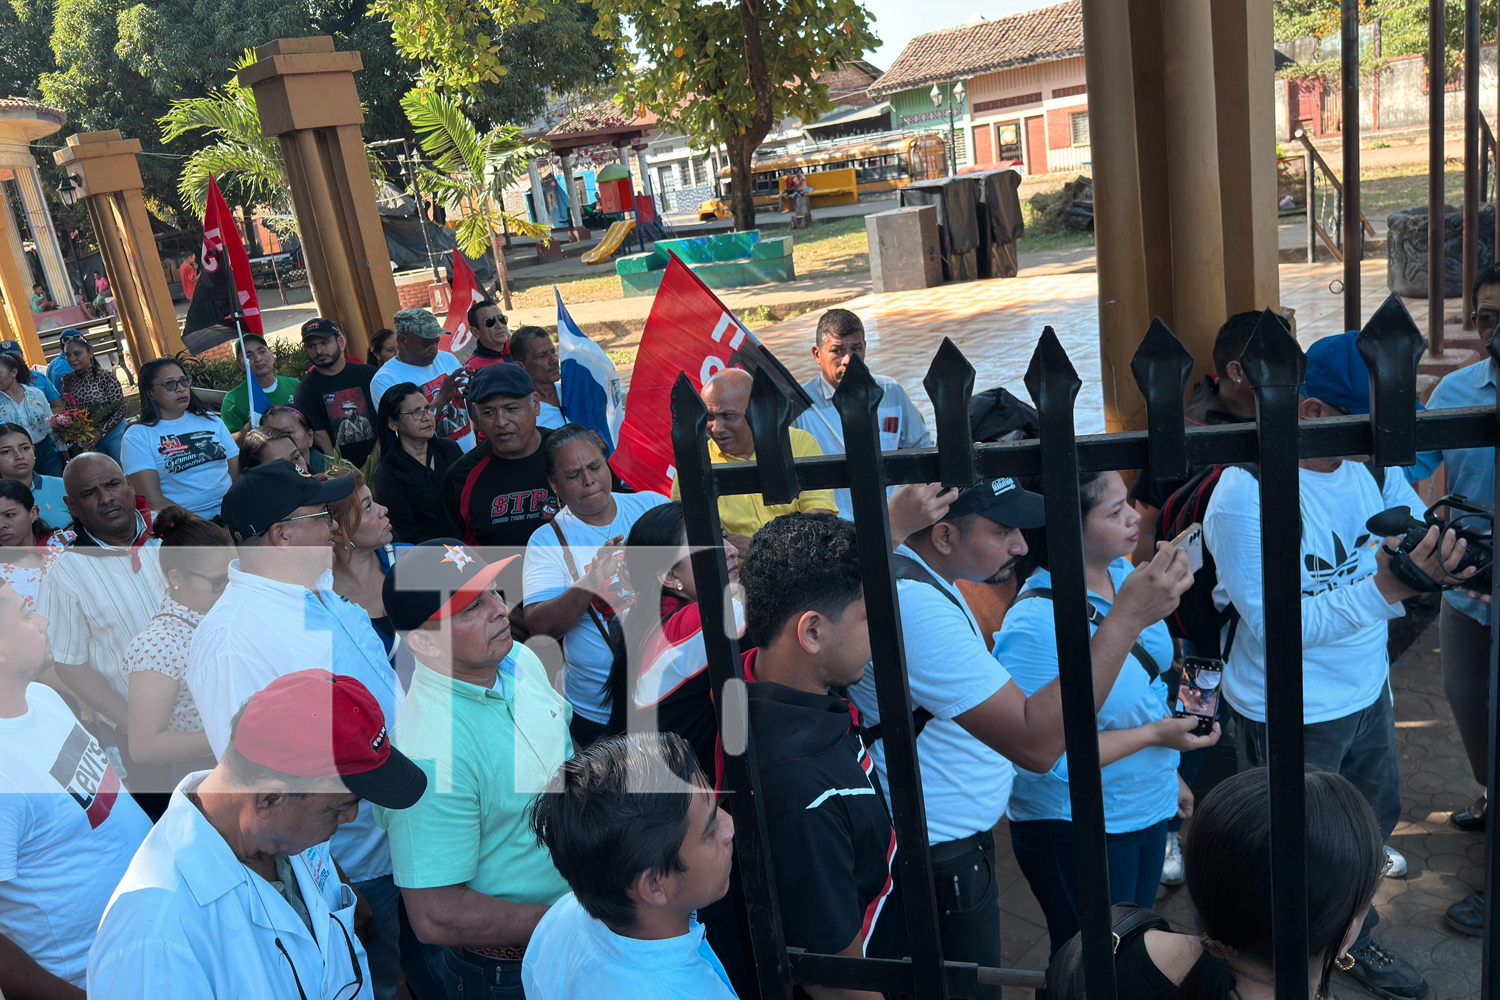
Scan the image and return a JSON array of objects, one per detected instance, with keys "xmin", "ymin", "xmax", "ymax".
[{"xmin": 121, "ymin": 411, "xmax": 239, "ymax": 518}]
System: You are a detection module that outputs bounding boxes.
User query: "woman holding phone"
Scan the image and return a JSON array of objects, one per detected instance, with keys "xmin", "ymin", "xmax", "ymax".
[{"xmin": 994, "ymin": 469, "xmax": 1221, "ymax": 958}]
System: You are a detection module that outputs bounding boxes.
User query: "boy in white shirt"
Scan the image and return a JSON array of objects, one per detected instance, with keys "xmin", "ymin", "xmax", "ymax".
[{"xmin": 1204, "ymin": 330, "xmax": 1468, "ymax": 1000}]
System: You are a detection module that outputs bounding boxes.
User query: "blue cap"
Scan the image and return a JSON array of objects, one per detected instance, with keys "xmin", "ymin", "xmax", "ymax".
[
  {"xmin": 0, "ymin": 340, "xmax": 20, "ymax": 358},
  {"xmin": 468, "ymin": 362, "xmax": 535, "ymax": 404},
  {"xmin": 1303, "ymin": 330, "xmax": 1424, "ymax": 416}
]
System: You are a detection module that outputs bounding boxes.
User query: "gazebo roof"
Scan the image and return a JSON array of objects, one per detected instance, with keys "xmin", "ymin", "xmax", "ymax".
[
  {"xmin": 542, "ymin": 99, "xmax": 651, "ymax": 152},
  {"xmin": 0, "ymin": 97, "xmax": 67, "ymax": 142}
]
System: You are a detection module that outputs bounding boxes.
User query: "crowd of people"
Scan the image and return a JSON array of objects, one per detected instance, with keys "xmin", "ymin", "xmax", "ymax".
[{"xmin": 0, "ymin": 284, "xmax": 1492, "ymax": 1000}]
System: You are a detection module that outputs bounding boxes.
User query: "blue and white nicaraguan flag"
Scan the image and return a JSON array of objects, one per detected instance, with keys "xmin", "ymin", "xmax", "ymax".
[{"xmin": 556, "ymin": 287, "xmax": 625, "ymax": 453}]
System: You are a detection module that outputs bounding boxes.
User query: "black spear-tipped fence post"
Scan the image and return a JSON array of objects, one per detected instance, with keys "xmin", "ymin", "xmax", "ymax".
[
  {"xmin": 1484, "ymin": 333, "xmax": 1500, "ymax": 999},
  {"xmin": 1238, "ymin": 309, "xmax": 1310, "ymax": 1000},
  {"xmin": 1024, "ymin": 326, "xmax": 1116, "ymax": 1000},
  {"xmin": 746, "ymin": 364, "xmax": 799, "ymax": 505},
  {"xmin": 669, "ymin": 373, "xmax": 793, "ymax": 1000},
  {"xmin": 1356, "ymin": 293, "xmax": 1424, "ymax": 470},
  {"xmin": 1129, "ymin": 317, "xmax": 1195, "ymax": 487},
  {"xmin": 832, "ymin": 353, "xmax": 950, "ymax": 1000},
  {"xmin": 924, "ymin": 337, "xmax": 979, "ymax": 488}
]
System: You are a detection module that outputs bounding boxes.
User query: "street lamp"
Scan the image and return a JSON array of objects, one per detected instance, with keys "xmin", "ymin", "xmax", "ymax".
[
  {"xmin": 56, "ymin": 175, "xmax": 79, "ymax": 207},
  {"xmin": 930, "ymin": 81, "xmax": 965, "ymax": 177}
]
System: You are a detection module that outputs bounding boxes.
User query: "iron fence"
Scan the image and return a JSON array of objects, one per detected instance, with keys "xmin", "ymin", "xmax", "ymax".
[{"xmin": 669, "ymin": 296, "xmax": 1500, "ymax": 1000}]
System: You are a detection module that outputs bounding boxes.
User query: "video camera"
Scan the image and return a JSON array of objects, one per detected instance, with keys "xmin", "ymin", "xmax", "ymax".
[{"xmin": 1365, "ymin": 495, "xmax": 1494, "ymax": 592}]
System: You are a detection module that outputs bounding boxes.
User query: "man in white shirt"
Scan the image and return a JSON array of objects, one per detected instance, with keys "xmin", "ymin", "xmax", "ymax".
[
  {"xmin": 0, "ymin": 578, "xmax": 151, "ymax": 999},
  {"xmin": 792, "ymin": 308, "xmax": 933, "ymax": 519},
  {"xmin": 37, "ymin": 453, "xmax": 165, "ymax": 735},
  {"xmin": 847, "ymin": 477, "xmax": 1191, "ymax": 993},
  {"xmin": 525, "ymin": 731, "xmax": 738, "ymax": 1000},
  {"xmin": 370, "ymin": 308, "xmax": 476, "ymax": 450},
  {"xmin": 1203, "ymin": 330, "xmax": 1467, "ymax": 1000},
  {"xmin": 187, "ymin": 461, "xmax": 415, "ymax": 1000},
  {"xmin": 89, "ymin": 669, "xmax": 428, "ymax": 999}
]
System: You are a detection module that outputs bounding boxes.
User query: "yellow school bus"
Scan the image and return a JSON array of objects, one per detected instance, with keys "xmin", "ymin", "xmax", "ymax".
[{"xmin": 698, "ymin": 132, "xmax": 949, "ymax": 219}]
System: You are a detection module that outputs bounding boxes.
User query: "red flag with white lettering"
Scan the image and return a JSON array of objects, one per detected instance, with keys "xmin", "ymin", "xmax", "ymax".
[
  {"xmin": 441, "ymin": 250, "xmax": 486, "ymax": 354},
  {"xmin": 609, "ymin": 254, "xmax": 810, "ymax": 494},
  {"xmin": 196, "ymin": 176, "xmax": 261, "ymax": 336}
]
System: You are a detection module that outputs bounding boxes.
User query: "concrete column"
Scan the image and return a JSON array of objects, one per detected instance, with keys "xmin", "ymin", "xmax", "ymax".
[
  {"xmin": 239, "ymin": 37, "xmax": 399, "ymax": 357},
  {"xmin": 1161, "ymin": 0, "xmax": 1228, "ymax": 384},
  {"xmin": 528, "ymin": 159, "xmax": 548, "ymax": 227},
  {"xmin": 1128, "ymin": 0, "xmax": 1176, "ymax": 328},
  {"xmin": 1212, "ymin": 0, "xmax": 1280, "ymax": 316},
  {"xmin": 15, "ymin": 167, "xmax": 73, "ymax": 307},
  {"xmin": 54, "ymin": 130, "xmax": 183, "ymax": 362},
  {"xmin": 0, "ymin": 192, "xmax": 43, "ymax": 363},
  {"xmin": 1082, "ymin": 0, "xmax": 1153, "ymax": 433}
]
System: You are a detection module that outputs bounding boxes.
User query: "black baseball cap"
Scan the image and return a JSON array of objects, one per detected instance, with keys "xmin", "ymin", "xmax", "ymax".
[
  {"xmin": 468, "ymin": 363, "xmax": 535, "ymax": 404},
  {"xmin": 383, "ymin": 538, "xmax": 520, "ymax": 631},
  {"xmin": 945, "ymin": 476, "xmax": 1046, "ymax": 529},
  {"xmin": 219, "ymin": 460, "xmax": 357, "ymax": 543},
  {"xmin": 300, "ymin": 317, "xmax": 342, "ymax": 341}
]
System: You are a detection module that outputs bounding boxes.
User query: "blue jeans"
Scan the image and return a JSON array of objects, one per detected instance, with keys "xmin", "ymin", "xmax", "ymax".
[
  {"xmin": 96, "ymin": 420, "xmax": 126, "ymax": 466},
  {"xmin": 32, "ymin": 436, "xmax": 62, "ymax": 476},
  {"xmin": 353, "ymin": 874, "xmax": 448, "ymax": 1000},
  {"xmin": 1009, "ymin": 818, "xmax": 1170, "ymax": 959},
  {"xmin": 1231, "ymin": 688, "xmax": 1400, "ymax": 951},
  {"xmin": 443, "ymin": 948, "xmax": 524, "ymax": 1000}
]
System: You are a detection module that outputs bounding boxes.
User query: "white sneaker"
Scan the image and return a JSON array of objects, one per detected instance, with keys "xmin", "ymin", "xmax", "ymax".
[
  {"xmin": 1161, "ymin": 831, "xmax": 1185, "ymax": 886},
  {"xmin": 1384, "ymin": 845, "xmax": 1407, "ymax": 879}
]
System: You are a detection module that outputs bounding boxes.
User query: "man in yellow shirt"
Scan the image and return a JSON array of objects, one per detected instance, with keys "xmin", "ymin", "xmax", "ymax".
[{"xmin": 671, "ymin": 368, "xmax": 836, "ymax": 551}]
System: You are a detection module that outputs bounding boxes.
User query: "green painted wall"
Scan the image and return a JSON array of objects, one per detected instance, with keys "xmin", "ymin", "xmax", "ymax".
[{"xmin": 887, "ymin": 84, "xmax": 971, "ymax": 167}]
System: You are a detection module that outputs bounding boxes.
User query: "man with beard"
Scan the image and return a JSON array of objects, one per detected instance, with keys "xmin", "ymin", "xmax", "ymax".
[
  {"xmin": 845, "ymin": 477, "xmax": 1192, "ymax": 990},
  {"xmin": 292, "ymin": 318, "xmax": 379, "ymax": 468}
]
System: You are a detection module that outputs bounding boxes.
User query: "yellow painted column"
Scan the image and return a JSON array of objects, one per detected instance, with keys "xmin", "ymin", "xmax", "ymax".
[
  {"xmin": 1212, "ymin": 0, "xmax": 1281, "ymax": 316},
  {"xmin": 1083, "ymin": 0, "xmax": 1153, "ymax": 433},
  {"xmin": 239, "ymin": 37, "xmax": 399, "ymax": 357},
  {"xmin": 0, "ymin": 193, "xmax": 43, "ymax": 362},
  {"xmin": 54, "ymin": 131, "xmax": 183, "ymax": 361},
  {"xmin": 1161, "ymin": 0, "xmax": 1228, "ymax": 383}
]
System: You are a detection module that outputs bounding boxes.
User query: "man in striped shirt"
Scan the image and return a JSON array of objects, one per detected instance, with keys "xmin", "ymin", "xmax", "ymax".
[{"xmin": 36, "ymin": 454, "xmax": 165, "ymax": 736}]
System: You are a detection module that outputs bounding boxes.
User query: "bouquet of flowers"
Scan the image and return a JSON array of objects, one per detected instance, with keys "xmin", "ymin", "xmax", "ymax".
[{"xmin": 48, "ymin": 393, "xmax": 121, "ymax": 449}]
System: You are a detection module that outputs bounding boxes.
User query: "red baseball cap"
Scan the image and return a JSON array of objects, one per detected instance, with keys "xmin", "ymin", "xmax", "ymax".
[{"xmin": 232, "ymin": 670, "xmax": 427, "ymax": 810}]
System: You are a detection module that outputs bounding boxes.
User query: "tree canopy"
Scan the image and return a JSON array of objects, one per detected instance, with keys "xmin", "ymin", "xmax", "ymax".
[
  {"xmin": 1273, "ymin": 0, "xmax": 1496, "ymax": 61},
  {"xmin": 591, "ymin": 0, "xmax": 879, "ymax": 228}
]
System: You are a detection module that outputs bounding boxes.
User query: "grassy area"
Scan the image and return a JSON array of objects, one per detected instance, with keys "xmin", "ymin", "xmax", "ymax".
[
  {"xmin": 1282, "ymin": 164, "xmax": 1468, "ymax": 228},
  {"xmin": 790, "ymin": 215, "xmax": 869, "ymax": 277},
  {"xmin": 507, "ymin": 271, "xmax": 622, "ymax": 309}
]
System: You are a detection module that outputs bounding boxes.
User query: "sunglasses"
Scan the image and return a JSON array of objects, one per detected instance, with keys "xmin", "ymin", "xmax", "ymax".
[
  {"xmin": 187, "ymin": 569, "xmax": 230, "ymax": 593},
  {"xmin": 483, "ymin": 316, "xmax": 507, "ymax": 328},
  {"xmin": 1472, "ymin": 310, "xmax": 1499, "ymax": 330}
]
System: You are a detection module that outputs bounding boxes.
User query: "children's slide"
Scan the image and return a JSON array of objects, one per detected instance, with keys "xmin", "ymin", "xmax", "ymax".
[{"xmin": 582, "ymin": 220, "xmax": 637, "ymax": 265}]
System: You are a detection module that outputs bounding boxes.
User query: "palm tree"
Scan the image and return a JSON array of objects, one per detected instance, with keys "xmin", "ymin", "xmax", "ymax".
[
  {"xmin": 401, "ymin": 88, "xmax": 549, "ymax": 311},
  {"xmin": 158, "ymin": 51, "xmax": 292, "ymax": 222}
]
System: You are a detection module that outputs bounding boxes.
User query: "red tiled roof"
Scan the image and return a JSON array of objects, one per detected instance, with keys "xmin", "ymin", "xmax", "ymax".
[{"xmin": 867, "ymin": 1, "xmax": 1084, "ymax": 98}]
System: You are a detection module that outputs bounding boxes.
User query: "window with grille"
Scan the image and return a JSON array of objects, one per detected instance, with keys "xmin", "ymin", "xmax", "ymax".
[{"xmin": 1070, "ymin": 112, "xmax": 1091, "ymax": 146}]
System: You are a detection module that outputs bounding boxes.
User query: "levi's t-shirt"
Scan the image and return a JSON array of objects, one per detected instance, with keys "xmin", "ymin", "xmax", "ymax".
[
  {"xmin": 0, "ymin": 684, "xmax": 151, "ymax": 986},
  {"xmin": 121, "ymin": 412, "xmax": 239, "ymax": 517},
  {"xmin": 370, "ymin": 353, "xmax": 476, "ymax": 452}
]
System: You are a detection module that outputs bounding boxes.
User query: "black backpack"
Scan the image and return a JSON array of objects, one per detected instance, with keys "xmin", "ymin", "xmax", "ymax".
[
  {"xmin": 1040, "ymin": 903, "xmax": 1171, "ymax": 1000},
  {"xmin": 1154, "ymin": 461, "xmax": 1387, "ymax": 659}
]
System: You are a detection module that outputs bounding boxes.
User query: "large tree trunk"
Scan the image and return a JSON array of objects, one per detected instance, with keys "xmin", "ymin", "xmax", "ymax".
[{"xmin": 725, "ymin": 133, "xmax": 757, "ymax": 231}]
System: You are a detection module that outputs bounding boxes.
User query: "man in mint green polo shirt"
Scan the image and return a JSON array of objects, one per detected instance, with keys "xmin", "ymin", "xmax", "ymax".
[
  {"xmin": 220, "ymin": 333, "xmax": 299, "ymax": 442},
  {"xmin": 377, "ymin": 538, "xmax": 572, "ymax": 996}
]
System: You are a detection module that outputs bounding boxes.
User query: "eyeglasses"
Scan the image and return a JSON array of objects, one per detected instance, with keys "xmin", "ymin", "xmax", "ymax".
[
  {"xmin": 279, "ymin": 508, "xmax": 333, "ymax": 527},
  {"xmin": 159, "ymin": 377, "xmax": 191, "ymax": 392},
  {"xmin": 399, "ymin": 404, "xmax": 438, "ymax": 419},
  {"xmin": 482, "ymin": 316, "xmax": 507, "ymax": 328},
  {"xmin": 187, "ymin": 569, "xmax": 230, "ymax": 592},
  {"xmin": 1472, "ymin": 310, "xmax": 1500, "ymax": 330}
]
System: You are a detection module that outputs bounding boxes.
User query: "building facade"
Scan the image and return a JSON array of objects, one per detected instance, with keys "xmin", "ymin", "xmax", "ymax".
[{"xmin": 868, "ymin": 0, "xmax": 1088, "ymax": 176}]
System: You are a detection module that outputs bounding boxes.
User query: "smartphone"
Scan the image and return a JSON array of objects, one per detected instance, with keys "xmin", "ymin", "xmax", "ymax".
[
  {"xmin": 1173, "ymin": 656, "xmax": 1222, "ymax": 736},
  {"xmin": 1171, "ymin": 522, "xmax": 1205, "ymax": 575}
]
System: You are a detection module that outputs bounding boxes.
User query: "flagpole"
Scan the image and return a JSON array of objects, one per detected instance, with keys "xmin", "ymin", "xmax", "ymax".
[{"xmin": 217, "ymin": 248, "xmax": 260, "ymax": 428}]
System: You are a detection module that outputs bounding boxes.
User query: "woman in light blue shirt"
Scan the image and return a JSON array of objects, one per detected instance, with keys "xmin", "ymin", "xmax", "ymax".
[{"xmin": 995, "ymin": 470, "xmax": 1220, "ymax": 958}]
